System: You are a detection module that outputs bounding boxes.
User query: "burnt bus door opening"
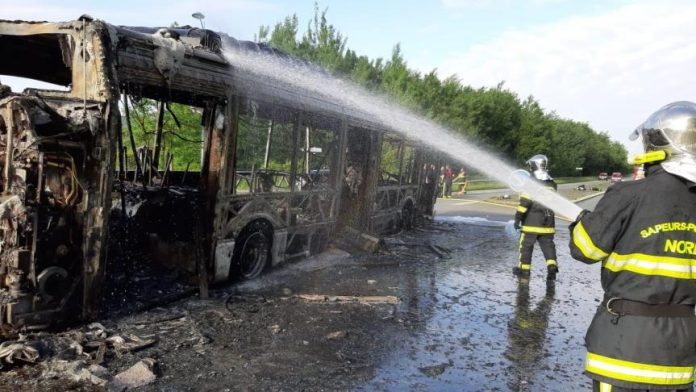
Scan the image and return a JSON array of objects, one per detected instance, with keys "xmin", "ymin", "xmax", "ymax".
[
  {"xmin": 0, "ymin": 21, "xmax": 116, "ymax": 327},
  {"xmin": 0, "ymin": 96, "xmax": 117, "ymax": 327},
  {"xmin": 338, "ymin": 127, "xmax": 377, "ymax": 230}
]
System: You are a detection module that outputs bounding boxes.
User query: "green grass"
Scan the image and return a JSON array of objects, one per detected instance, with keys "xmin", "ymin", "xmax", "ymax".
[
  {"xmin": 463, "ymin": 176, "xmax": 602, "ymax": 191},
  {"xmin": 554, "ymin": 176, "xmax": 599, "ymax": 184},
  {"xmin": 465, "ymin": 180, "xmax": 505, "ymax": 191}
]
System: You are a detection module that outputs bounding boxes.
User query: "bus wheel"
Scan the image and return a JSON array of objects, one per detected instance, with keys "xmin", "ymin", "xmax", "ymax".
[
  {"xmin": 401, "ymin": 202, "xmax": 415, "ymax": 231},
  {"xmin": 234, "ymin": 221, "xmax": 272, "ymax": 280}
]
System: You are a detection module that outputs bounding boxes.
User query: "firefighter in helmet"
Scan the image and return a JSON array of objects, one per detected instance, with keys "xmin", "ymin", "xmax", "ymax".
[
  {"xmin": 569, "ymin": 101, "xmax": 696, "ymax": 391},
  {"xmin": 513, "ymin": 154, "xmax": 559, "ymax": 279}
]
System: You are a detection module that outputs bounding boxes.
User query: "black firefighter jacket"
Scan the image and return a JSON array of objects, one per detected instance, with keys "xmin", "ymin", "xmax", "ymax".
[
  {"xmin": 569, "ymin": 165, "xmax": 696, "ymax": 389},
  {"xmin": 515, "ymin": 178, "xmax": 557, "ymax": 235}
]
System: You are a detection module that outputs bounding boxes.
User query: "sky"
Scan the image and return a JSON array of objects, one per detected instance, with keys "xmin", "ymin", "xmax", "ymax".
[{"xmin": 2, "ymin": 0, "xmax": 695, "ymax": 155}]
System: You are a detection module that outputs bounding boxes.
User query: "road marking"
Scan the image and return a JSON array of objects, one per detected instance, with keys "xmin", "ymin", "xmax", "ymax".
[{"xmin": 448, "ymin": 198, "xmax": 577, "ymax": 222}]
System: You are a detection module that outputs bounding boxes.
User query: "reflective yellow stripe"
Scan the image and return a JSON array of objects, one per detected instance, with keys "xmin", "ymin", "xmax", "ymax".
[
  {"xmin": 598, "ymin": 382, "xmax": 612, "ymax": 392},
  {"xmin": 604, "ymin": 252, "xmax": 696, "ymax": 279},
  {"xmin": 585, "ymin": 352, "xmax": 695, "ymax": 386},
  {"xmin": 517, "ymin": 263, "xmax": 531, "ymax": 270},
  {"xmin": 521, "ymin": 225, "xmax": 555, "ymax": 234},
  {"xmin": 520, "ymin": 193, "xmax": 531, "ymax": 200},
  {"xmin": 517, "ymin": 206, "xmax": 528, "ymax": 213},
  {"xmin": 518, "ymin": 233, "xmax": 525, "ymax": 264},
  {"xmin": 634, "ymin": 150, "xmax": 667, "ymax": 165},
  {"xmin": 572, "ymin": 221, "xmax": 608, "ymax": 261},
  {"xmin": 546, "ymin": 259, "xmax": 557, "ymax": 266}
]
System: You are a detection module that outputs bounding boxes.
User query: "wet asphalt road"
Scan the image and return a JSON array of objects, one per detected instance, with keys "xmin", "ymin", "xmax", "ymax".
[
  {"xmin": 232, "ymin": 195, "xmax": 606, "ymax": 391},
  {"xmin": 355, "ymin": 195, "xmax": 604, "ymax": 391},
  {"xmin": 0, "ymin": 194, "xmax": 607, "ymax": 391}
]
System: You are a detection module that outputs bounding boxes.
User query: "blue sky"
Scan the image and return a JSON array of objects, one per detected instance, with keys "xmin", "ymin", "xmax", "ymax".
[{"xmin": 3, "ymin": 0, "xmax": 696, "ymax": 154}]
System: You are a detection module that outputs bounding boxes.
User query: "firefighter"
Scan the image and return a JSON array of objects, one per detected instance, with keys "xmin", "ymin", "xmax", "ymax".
[
  {"xmin": 513, "ymin": 154, "xmax": 558, "ymax": 279},
  {"xmin": 569, "ymin": 101, "xmax": 696, "ymax": 391}
]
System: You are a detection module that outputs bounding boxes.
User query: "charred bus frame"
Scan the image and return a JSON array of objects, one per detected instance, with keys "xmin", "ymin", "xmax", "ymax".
[{"xmin": 0, "ymin": 17, "xmax": 439, "ymax": 328}]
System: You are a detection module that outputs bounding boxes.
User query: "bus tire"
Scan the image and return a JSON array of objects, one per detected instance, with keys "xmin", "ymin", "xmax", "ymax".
[{"xmin": 233, "ymin": 220, "xmax": 272, "ymax": 280}]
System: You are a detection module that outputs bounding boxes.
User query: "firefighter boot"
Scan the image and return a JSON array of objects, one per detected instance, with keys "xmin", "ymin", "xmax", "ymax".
[
  {"xmin": 512, "ymin": 266, "xmax": 530, "ymax": 278},
  {"xmin": 547, "ymin": 265, "xmax": 559, "ymax": 280}
]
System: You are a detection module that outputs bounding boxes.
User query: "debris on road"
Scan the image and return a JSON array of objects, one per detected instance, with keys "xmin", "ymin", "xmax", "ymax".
[
  {"xmin": 0, "ymin": 341, "xmax": 39, "ymax": 367},
  {"xmin": 269, "ymin": 324, "xmax": 282, "ymax": 334},
  {"xmin": 418, "ymin": 360, "xmax": 454, "ymax": 377},
  {"xmin": 108, "ymin": 358, "xmax": 157, "ymax": 391},
  {"xmin": 290, "ymin": 294, "xmax": 400, "ymax": 305},
  {"xmin": 326, "ymin": 331, "xmax": 347, "ymax": 340},
  {"xmin": 42, "ymin": 359, "xmax": 109, "ymax": 386},
  {"xmin": 0, "ymin": 219, "xmax": 602, "ymax": 391},
  {"xmin": 427, "ymin": 243, "xmax": 451, "ymax": 259},
  {"xmin": 336, "ymin": 227, "xmax": 384, "ymax": 253},
  {"xmin": 108, "ymin": 334, "xmax": 157, "ymax": 356}
]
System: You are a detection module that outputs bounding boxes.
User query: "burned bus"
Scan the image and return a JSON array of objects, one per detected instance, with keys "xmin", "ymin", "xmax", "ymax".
[{"xmin": 0, "ymin": 16, "xmax": 439, "ymax": 328}]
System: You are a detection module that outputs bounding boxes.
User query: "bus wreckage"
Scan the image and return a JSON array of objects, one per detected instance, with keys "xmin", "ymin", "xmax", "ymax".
[{"xmin": 0, "ymin": 16, "xmax": 440, "ymax": 329}]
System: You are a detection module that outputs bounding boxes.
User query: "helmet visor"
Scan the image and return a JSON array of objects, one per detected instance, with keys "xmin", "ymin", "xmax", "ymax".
[
  {"xmin": 527, "ymin": 154, "xmax": 548, "ymax": 171},
  {"xmin": 633, "ymin": 101, "xmax": 696, "ymax": 154}
]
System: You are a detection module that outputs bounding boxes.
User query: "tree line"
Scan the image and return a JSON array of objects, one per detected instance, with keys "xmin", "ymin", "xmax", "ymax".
[{"xmin": 255, "ymin": 4, "xmax": 631, "ymax": 176}]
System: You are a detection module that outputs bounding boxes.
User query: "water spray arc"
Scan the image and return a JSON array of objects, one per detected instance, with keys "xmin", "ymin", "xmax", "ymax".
[{"xmin": 221, "ymin": 40, "xmax": 583, "ymax": 221}]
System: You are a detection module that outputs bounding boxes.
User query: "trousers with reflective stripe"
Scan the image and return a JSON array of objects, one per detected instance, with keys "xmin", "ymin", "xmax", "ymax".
[
  {"xmin": 518, "ymin": 232, "xmax": 556, "ymax": 266},
  {"xmin": 584, "ymin": 306, "xmax": 696, "ymax": 389},
  {"xmin": 521, "ymin": 225, "xmax": 555, "ymax": 234}
]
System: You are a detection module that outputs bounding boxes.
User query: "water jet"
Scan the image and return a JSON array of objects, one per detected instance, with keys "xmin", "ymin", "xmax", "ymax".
[{"xmin": 221, "ymin": 40, "xmax": 583, "ymax": 221}]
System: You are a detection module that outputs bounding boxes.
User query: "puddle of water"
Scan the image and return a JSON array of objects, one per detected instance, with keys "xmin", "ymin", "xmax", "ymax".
[{"xmin": 359, "ymin": 224, "xmax": 600, "ymax": 392}]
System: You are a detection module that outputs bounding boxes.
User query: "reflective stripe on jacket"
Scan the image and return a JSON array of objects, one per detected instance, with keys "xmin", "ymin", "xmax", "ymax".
[
  {"xmin": 515, "ymin": 178, "xmax": 557, "ymax": 234},
  {"xmin": 569, "ymin": 165, "xmax": 696, "ymax": 389}
]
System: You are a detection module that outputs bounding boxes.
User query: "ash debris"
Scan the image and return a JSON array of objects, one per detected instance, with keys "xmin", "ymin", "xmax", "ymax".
[
  {"xmin": 0, "ymin": 219, "xmax": 597, "ymax": 391},
  {"xmin": 0, "ymin": 220, "xmax": 443, "ymax": 391}
]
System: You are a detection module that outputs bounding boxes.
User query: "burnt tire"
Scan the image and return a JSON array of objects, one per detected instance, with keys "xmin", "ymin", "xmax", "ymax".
[
  {"xmin": 233, "ymin": 220, "xmax": 272, "ymax": 280},
  {"xmin": 401, "ymin": 202, "xmax": 415, "ymax": 231}
]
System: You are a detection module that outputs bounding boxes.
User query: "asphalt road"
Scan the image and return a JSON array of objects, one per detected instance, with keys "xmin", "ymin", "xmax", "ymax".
[
  {"xmin": 435, "ymin": 183, "xmax": 603, "ymax": 222},
  {"xmin": 1, "ymin": 190, "xmax": 608, "ymax": 392},
  {"xmin": 360, "ymin": 191, "xmax": 606, "ymax": 391}
]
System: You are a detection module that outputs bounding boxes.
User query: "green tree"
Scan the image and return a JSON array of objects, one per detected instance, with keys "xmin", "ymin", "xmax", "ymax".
[
  {"xmin": 122, "ymin": 99, "xmax": 203, "ymax": 172},
  {"xmin": 256, "ymin": 4, "xmax": 631, "ymax": 176}
]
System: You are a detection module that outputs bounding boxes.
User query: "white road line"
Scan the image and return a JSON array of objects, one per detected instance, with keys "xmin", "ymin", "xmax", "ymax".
[{"xmin": 453, "ymin": 201, "xmax": 479, "ymax": 205}]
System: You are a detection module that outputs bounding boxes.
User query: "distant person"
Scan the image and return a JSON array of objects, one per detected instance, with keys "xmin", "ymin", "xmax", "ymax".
[
  {"xmin": 569, "ymin": 101, "xmax": 696, "ymax": 391},
  {"xmin": 453, "ymin": 168, "xmax": 468, "ymax": 194},
  {"xmin": 443, "ymin": 164, "xmax": 454, "ymax": 198},
  {"xmin": 513, "ymin": 154, "xmax": 558, "ymax": 280},
  {"xmin": 438, "ymin": 166, "xmax": 445, "ymax": 197}
]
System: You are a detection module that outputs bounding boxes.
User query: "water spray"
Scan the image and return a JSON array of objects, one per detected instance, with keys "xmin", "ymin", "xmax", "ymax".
[
  {"xmin": 508, "ymin": 170, "xmax": 582, "ymax": 220},
  {"xmin": 221, "ymin": 40, "xmax": 583, "ymax": 222}
]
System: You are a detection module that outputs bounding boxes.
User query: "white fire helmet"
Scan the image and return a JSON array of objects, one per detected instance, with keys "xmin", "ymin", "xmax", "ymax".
[
  {"xmin": 527, "ymin": 154, "xmax": 552, "ymax": 181},
  {"xmin": 630, "ymin": 101, "xmax": 696, "ymax": 183}
]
